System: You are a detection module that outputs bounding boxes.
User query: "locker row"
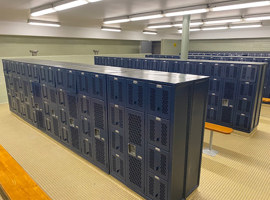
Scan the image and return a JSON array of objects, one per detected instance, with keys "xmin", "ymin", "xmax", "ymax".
[
  {"xmin": 145, "ymin": 54, "xmax": 270, "ymax": 98},
  {"xmin": 3, "ymin": 58, "xmax": 209, "ymax": 200},
  {"xmin": 94, "ymin": 56, "xmax": 266, "ymax": 132}
]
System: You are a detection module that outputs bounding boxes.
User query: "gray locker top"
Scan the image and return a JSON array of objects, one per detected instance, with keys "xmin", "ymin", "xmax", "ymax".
[
  {"xmin": 5, "ymin": 58, "xmax": 208, "ymax": 85},
  {"xmin": 97, "ymin": 56, "xmax": 267, "ymax": 66},
  {"xmin": 189, "ymin": 55, "xmax": 270, "ymax": 59}
]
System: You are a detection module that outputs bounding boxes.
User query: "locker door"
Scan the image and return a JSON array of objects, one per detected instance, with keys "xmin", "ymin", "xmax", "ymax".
[
  {"xmin": 67, "ymin": 94, "xmax": 78, "ymax": 119},
  {"xmin": 47, "ymin": 67, "xmax": 54, "ymax": 86},
  {"xmin": 59, "ymin": 108, "xmax": 67, "ymax": 125},
  {"xmin": 148, "ymin": 83, "xmax": 172, "ymax": 119},
  {"xmin": 127, "ymin": 79, "xmax": 145, "ymax": 111},
  {"xmin": 56, "ymin": 68, "xmax": 65, "ymax": 87},
  {"xmin": 146, "ymin": 173, "xmax": 168, "ymax": 200},
  {"xmin": 67, "ymin": 70, "xmax": 76, "ymax": 92},
  {"xmin": 79, "ymin": 95, "xmax": 90, "ymax": 116},
  {"xmin": 108, "ymin": 76, "xmax": 125, "ymax": 105},
  {"xmin": 81, "ymin": 116, "xmax": 91, "ymax": 137},
  {"xmin": 45, "ymin": 117, "xmax": 52, "ymax": 134},
  {"xmin": 109, "ymin": 104, "xmax": 124, "ymax": 131},
  {"xmin": 40, "ymin": 66, "xmax": 46, "ymax": 83},
  {"xmin": 92, "ymin": 98, "xmax": 108, "ymax": 171},
  {"xmin": 52, "ymin": 115, "xmax": 60, "ymax": 138},
  {"xmin": 58, "ymin": 89, "xmax": 66, "ymax": 106},
  {"xmin": 111, "ymin": 152, "xmax": 125, "ymax": 182},
  {"xmin": 41, "ymin": 84, "xmax": 49, "ymax": 100},
  {"xmin": 91, "ymin": 73, "xmax": 106, "ymax": 100},
  {"xmin": 147, "ymin": 115, "xmax": 170, "ymax": 152},
  {"xmin": 125, "ymin": 108, "xmax": 145, "ymax": 194},
  {"xmin": 240, "ymin": 65, "xmax": 257, "ymax": 82},
  {"xmin": 81, "ymin": 137, "xmax": 93, "ymax": 160},
  {"xmin": 147, "ymin": 144, "xmax": 169, "ymax": 181},
  {"xmin": 78, "ymin": 72, "xmax": 89, "ymax": 94}
]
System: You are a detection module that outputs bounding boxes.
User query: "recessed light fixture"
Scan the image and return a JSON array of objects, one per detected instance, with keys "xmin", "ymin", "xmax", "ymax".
[
  {"xmin": 143, "ymin": 30, "xmax": 157, "ymax": 35},
  {"xmin": 164, "ymin": 6, "xmax": 209, "ymax": 17},
  {"xmin": 54, "ymin": 0, "xmax": 88, "ymax": 11},
  {"xmin": 147, "ymin": 24, "xmax": 172, "ymax": 29},
  {"xmin": 103, "ymin": 17, "xmax": 130, "ymax": 24},
  {"xmin": 30, "ymin": 5, "xmax": 56, "ymax": 16},
  {"xmin": 27, "ymin": 19, "xmax": 61, "ymax": 27},
  {"xmin": 204, "ymin": 18, "xmax": 242, "ymax": 25},
  {"xmin": 101, "ymin": 26, "xmax": 122, "ymax": 32},
  {"xmin": 210, "ymin": 1, "xmax": 270, "ymax": 11},
  {"xmin": 202, "ymin": 26, "xmax": 228, "ymax": 31},
  {"xmin": 173, "ymin": 21, "xmax": 203, "ymax": 27},
  {"xmin": 130, "ymin": 11, "xmax": 163, "ymax": 21}
]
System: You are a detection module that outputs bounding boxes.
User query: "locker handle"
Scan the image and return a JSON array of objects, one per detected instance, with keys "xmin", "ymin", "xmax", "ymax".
[
  {"xmin": 94, "ymin": 128, "xmax": 101, "ymax": 139},
  {"xmin": 128, "ymin": 144, "xmax": 136, "ymax": 157}
]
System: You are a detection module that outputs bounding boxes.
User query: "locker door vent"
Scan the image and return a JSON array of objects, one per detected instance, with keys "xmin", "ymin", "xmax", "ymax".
[
  {"xmin": 118, "ymin": 81, "xmax": 123, "ymax": 102},
  {"xmin": 149, "ymin": 176, "xmax": 154, "ymax": 196},
  {"xmin": 160, "ymin": 154, "xmax": 167, "ymax": 176},
  {"xmin": 128, "ymin": 113, "xmax": 142, "ymax": 146},
  {"xmin": 95, "ymin": 139, "xmax": 105, "ymax": 165},
  {"xmin": 138, "ymin": 85, "xmax": 143, "ymax": 108},
  {"xmin": 150, "ymin": 88, "xmax": 156, "ymax": 111},
  {"xmin": 149, "ymin": 120, "xmax": 155, "ymax": 141},
  {"xmin": 128, "ymin": 155, "xmax": 142, "ymax": 188},
  {"xmin": 70, "ymin": 127, "xmax": 79, "ymax": 150},
  {"xmin": 53, "ymin": 117, "xmax": 59, "ymax": 137},
  {"xmin": 94, "ymin": 102, "xmax": 104, "ymax": 130},
  {"xmin": 162, "ymin": 90, "xmax": 169, "ymax": 114},
  {"xmin": 161, "ymin": 123, "xmax": 168, "ymax": 147},
  {"xmin": 50, "ymin": 89, "xmax": 56, "ymax": 103},
  {"xmin": 68, "ymin": 95, "xmax": 77, "ymax": 119}
]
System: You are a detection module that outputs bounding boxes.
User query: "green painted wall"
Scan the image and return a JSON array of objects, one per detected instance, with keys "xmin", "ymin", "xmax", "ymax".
[
  {"xmin": 0, "ymin": 35, "xmax": 140, "ymax": 57},
  {"xmin": 189, "ymin": 38, "xmax": 270, "ymax": 52},
  {"xmin": 161, "ymin": 39, "xmax": 181, "ymax": 55}
]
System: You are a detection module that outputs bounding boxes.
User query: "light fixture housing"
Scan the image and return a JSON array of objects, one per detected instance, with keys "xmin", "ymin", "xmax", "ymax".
[
  {"xmin": 87, "ymin": 0, "xmax": 102, "ymax": 2},
  {"xmin": 230, "ymin": 22, "xmax": 262, "ymax": 29},
  {"xmin": 54, "ymin": 0, "xmax": 88, "ymax": 11},
  {"xmin": 143, "ymin": 30, "xmax": 157, "ymax": 35},
  {"xmin": 103, "ymin": 17, "xmax": 130, "ymax": 24},
  {"xmin": 202, "ymin": 26, "xmax": 228, "ymax": 31},
  {"xmin": 164, "ymin": 5, "xmax": 209, "ymax": 17},
  {"xmin": 101, "ymin": 26, "xmax": 122, "ymax": 32},
  {"xmin": 130, "ymin": 11, "xmax": 163, "ymax": 21},
  {"xmin": 30, "ymin": 5, "xmax": 56, "ymax": 16},
  {"xmin": 27, "ymin": 19, "xmax": 61, "ymax": 27},
  {"xmin": 204, "ymin": 17, "xmax": 242, "ymax": 24},
  {"xmin": 210, "ymin": 1, "xmax": 270, "ymax": 11},
  {"xmin": 173, "ymin": 20, "xmax": 203, "ymax": 27},
  {"xmin": 147, "ymin": 23, "xmax": 172, "ymax": 29}
]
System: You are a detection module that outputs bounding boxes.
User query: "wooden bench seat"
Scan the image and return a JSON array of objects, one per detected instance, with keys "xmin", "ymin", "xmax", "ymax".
[{"xmin": 203, "ymin": 122, "xmax": 233, "ymax": 156}]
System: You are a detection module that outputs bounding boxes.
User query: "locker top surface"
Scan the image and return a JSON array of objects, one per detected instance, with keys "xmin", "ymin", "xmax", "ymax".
[
  {"xmin": 189, "ymin": 55, "xmax": 270, "ymax": 60},
  {"xmin": 95, "ymin": 56, "xmax": 267, "ymax": 66},
  {"xmin": 4, "ymin": 59, "xmax": 209, "ymax": 85}
]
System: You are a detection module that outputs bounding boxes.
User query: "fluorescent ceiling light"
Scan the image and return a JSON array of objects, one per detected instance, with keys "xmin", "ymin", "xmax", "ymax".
[
  {"xmin": 245, "ymin": 15, "xmax": 270, "ymax": 21},
  {"xmin": 103, "ymin": 17, "xmax": 130, "ymax": 24},
  {"xmin": 130, "ymin": 13, "xmax": 163, "ymax": 21},
  {"xmin": 30, "ymin": 5, "xmax": 56, "ymax": 16},
  {"xmin": 178, "ymin": 28, "xmax": 201, "ymax": 33},
  {"xmin": 87, "ymin": 0, "xmax": 102, "ymax": 2},
  {"xmin": 101, "ymin": 27, "xmax": 121, "ymax": 32},
  {"xmin": 230, "ymin": 24, "xmax": 262, "ymax": 29},
  {"xmin": 27, "ymin": 19, "xmax": 61, "ymax": 27},
  {"xmin": 173, "ymin": 21, "xmax": 203, "ymax": 27},
  {"xmin": 204, "ymin": 18, "xmax": 242, "ymax": 24},
  {"xmin": 202, "ymin": 26, "xmax": 228, "ymax": 31},
  {"xmin": 54, "ymin": 0, "xmax": 88, "ymax": 11},
  {"xmin": 211, "ymin": 1, "xmax": 270, "ymax": 11},
  {"xmin": 164, "ymin": 7, "xmax": 209, "ymax": 17},
  {"xmin": 147, "ymin": 24, "xmax": 172, "ymax": 29},
  {"xmin": 143, "ymin": 31, "xmax": 157, "ymax": 35}
]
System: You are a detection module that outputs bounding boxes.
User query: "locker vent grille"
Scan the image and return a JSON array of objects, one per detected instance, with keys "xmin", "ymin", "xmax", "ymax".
[
  {"xmin": 110, "ymin": 80, "xmax": 114, "ymax": 100},
  {"xmin": 149, "ymin": 120, "xmax": 155, "ymax": 141},
  {"xmin": 149, "ymin": 149, "xmax": 154, "ymax": 170},
  {"xmin": 161, "ymin": 123, "xmax": 168, "ymax": 147},
  {"xmin": 138, "ymin": 86, "xmax": 143, "ymax": 108},
  {"xmin": 128, "ymin": 113, "xmax": 142, "ymax": 146},
  {"xmin": 149, "ymin": 176, "xmax": 154, "ymax": 196},
  {"xmin": 70, "ymin": 127, "xmax": 79, "ymax": 150},
  {"xmin": 94, "ymin": 102, "xmax": 104, "ymax": 130},
  {"xmin": 128, "ymin": 155, "xmax": 142, "ymax": 188},
  {"xmin": 99, "ymin": 78, "xmax": 104, "ymax": 97},
  {"xmin": 160, "ymin": 183, "xmax": 166, "ymax": 200},
  {"xmin": 95, "ymin": 139, "xmax": 105, "ymax": 165},
  {"xmin": 68, "ymin": 95, "xmax": 77, "ymax": 119},
  {"xmin": 150, "ymin": 88, "xmax": 156, "ymax": 111},
  {"xmin": 162, "ymin": 90, "xmax": 169, "ymax": 114},
  {"xmin": 160, "ymin": 154, "xmax": 167, "ymax": 176},
  {"xmin": 53, "ymin": 117, "xmax": 59, "ymax": 137},
  {"xmin": 128, "ymin": 84, "xmax": 133, "ymax": 105},
  {"xmin": 118, "ymin": 81, "xmax": 123, "ymax": 102},
  {"xmin": 50, "ymin": 89, "xmax": 56, "ymax": 103},
  {"xmin": 120, "ymin": 160, "xmax": 124, "ymax": 177}
]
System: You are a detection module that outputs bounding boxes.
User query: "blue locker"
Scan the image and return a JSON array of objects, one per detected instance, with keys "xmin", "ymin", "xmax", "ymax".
[
  {"xmin": 208, "ymin": 93, "xmax": 219, "ymax": 107},
  {"xmin": 107, "ymin": 76, "xmax": 126, "ymax": 105},
  {"xmin": 81, "ymin": 136, "xmax": 93, "ymax": 161},
  {"xmin": 109, "ymin": 103, "xmax": 124, "ymax": 132},
  {"xmin": 234, "ymin": 112, "xmax": 251, "ymax": 131},
  {"xmin": 40, "ymin": 65, "xmax": 55, "ymax": 87},
  {"xmin": 125, "ymin": 108, "xmax": 145, "ymax": 195},
  {"xmin": 91, "ymin": 73, "xmax": 106, "ymax": 100},
  {"xmin": 222, "ymin": 64, "xmax": 239, "ymax": 79},
  {"xmin": 92, "ymin": 98, "xmax": 109, "ymax": 172},
  {"xmin": 210, "ymin": 63, "xmax": 222, "ymax": 78},
  {"xmin": 77, "ymin": 71, "xmax": 90, "ymax": 95},
  {"xmin": 239, "ymin": 81, "xmax": 256, "ymax": 98},
  {"xmin": 126, "ymin": 79, "xmax": 145, "ymax": 111},
  {"xmin": 147, "ymin": 144, "xmax": 169, "ymax": 181},
  {"xmin": 236, "ymin": 97, "xmax": 252, "ymax": 113},
  {"xmin": 240, "ymin": 65, "xmax": 257, "ymax": 82},
  {"xmin": 147, "ymin": 83, "xmax": 171, "ymax": 119},
  {"xmin": 78, "ymin": 94, "xmax": 91, "ymax": 116},
  {"xmin": 111, "ymin": 150, "xmax": 125, "ymax": 183},
  {"xmin": 209, "ymin": 78, "xmax": 221, "ymax": 94},
  {"xmin": 146, "ymin": 171, "xmax": 168, "ymax": 200},
  {"xmin": 206, "ymin": 106, "xmax": 219, "ymax": 123},
  {"xmin": 55, "ymin": 68, "xmax": 66, "ymax": 88}
]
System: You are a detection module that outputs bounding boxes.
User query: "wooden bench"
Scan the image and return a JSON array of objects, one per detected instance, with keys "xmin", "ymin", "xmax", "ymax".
[
  {"xmin": 0, "ymin": 145, "xmax": 51, "ymax": 200},
  {"xmin": 262, "ymin": 98, "xmax": 270, "ymax": 104},
  {"xmin": 203, "ymin": 122, "xmax": 233, "ymax": 156}
]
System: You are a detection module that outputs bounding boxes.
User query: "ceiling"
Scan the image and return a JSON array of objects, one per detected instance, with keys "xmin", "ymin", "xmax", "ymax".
[{"xmin": 0, "ymin": 0, "xmax": 270, "ymax": 30}]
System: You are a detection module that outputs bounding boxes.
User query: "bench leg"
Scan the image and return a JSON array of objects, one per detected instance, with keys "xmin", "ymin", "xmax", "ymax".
[{"xmin": 203, "ymin": 130, "xmax": 218, "ymax": 156}]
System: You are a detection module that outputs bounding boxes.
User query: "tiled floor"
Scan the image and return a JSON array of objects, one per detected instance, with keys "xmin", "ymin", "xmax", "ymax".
[{"xmin": 0, "ymin": 103, "xmax": 270, "ymax": 200}]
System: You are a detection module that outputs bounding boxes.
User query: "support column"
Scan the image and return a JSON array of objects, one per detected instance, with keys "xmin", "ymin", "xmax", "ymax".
[{"xmin": 180, "ymin": 15, "xmax": 190, "ymax": 60}]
